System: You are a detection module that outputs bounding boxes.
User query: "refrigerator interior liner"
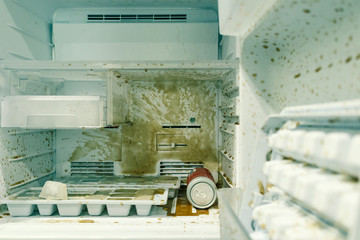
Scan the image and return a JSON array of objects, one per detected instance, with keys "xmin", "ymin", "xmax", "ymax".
[{"xmin": 0, "ymin": 0, "xmax": 359, "ymax": 239}]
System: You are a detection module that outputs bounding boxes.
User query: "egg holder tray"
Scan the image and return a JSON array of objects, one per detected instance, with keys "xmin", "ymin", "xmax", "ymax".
[{"xmin": 1, "ymin": 187, "xmax": 168, "ymax": 217}]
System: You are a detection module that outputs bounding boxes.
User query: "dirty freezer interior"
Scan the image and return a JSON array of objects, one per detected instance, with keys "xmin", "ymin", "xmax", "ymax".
[{"xmin": 0, "ymin": 0, "xmax": 360, "ymax": 239}]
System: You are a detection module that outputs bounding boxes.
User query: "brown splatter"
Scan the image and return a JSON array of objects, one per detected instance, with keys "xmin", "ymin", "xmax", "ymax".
[
  {"xmin": 294, "ymin": 73, "xmax": 301, "ymax": 78},
  {"xmin": 345, "ymin": 57, "xmax": 352, "ymax": 63},
  {"xmin": 121, "ymin": 80, "xmax": 218, "ymax": 175},
  {"xmin": 315, "ymin": 67, "xmax": 322, "ymax": 72},
  {"xmin": 68, "ymin": 129, "xmax": 122, "ymax": 162},
  {"xmin": 10, "ymin": 180, "xmax": 25, "ymax": 186},
  {"xmin": 303, "ymin": 9, "xmax": 311, "ymax": 13},
  {"xmin": 258, "ymin": 181, "xmax": 265, "ymax": 195},
  {"xmin": 263, "ymin": 45, "xmax": 268, "ymax": 49},
  {"xmin": 78, "ymin": 220, "xmax": 95, "ymax": 223},
  {"xmin": 164, "ymin": 191, "xmax": 212, "ymax": 217}
]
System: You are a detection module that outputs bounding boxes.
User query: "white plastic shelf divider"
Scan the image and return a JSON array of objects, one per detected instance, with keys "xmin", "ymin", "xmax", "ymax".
[
  {"xmin": 1, "ymin": 95, "xmax": 105, "ymax": 129},
  {"xmin": 263, "ymin": 100, "xmax": 360, "ymax": 131}
]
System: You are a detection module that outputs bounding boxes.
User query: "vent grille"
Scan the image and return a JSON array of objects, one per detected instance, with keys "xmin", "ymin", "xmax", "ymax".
[
  {"xmin": 87, "ymin": 14, "xmax": 187, "ymax": 23},
  {"xmin": 70, "ymin": 162, "xmax": 114, "ymax": 176},
  {"xmin": 162, "ymin": 124, "xmax": 201, "ymax": 129},
  {"xmin": 159, "ymin": 160, "xmax": 203, "ymax": 186}
]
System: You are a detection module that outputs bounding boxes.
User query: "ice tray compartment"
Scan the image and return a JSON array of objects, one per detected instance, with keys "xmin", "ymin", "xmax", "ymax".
[
  {"xmin": 86, "ymin": 204, "xmax": 105, "ymax": 216},
  {"xmin": 106, "ymin": 204, "xmax": 132, "ymax": 216},
  {"xmin": 135, "ymin": 205, "xmax": 152, "ymax": 216},
  {"xmin": 37, "ymin": 204, "xmax": 57, "ymax": 216},
  {"xmin": 2, "ymin": 187, "xmax": 169, "ymax": 217},
  {"xmin": 7, "ymin": 204, "xmax": 35, "ymax": 217}
]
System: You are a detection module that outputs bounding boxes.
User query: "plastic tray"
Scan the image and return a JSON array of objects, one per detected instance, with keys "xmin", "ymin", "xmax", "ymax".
[
  {"xmin": 2, "ymin": 187, "xmax": 168, "ymax": 217},
  {"xmin": 57, "ymin": 175, "xmax": 180, "ymax": 198},
  {"xmin": 1, "ymin": 95, "xmax": 105, "ymax": 129}
]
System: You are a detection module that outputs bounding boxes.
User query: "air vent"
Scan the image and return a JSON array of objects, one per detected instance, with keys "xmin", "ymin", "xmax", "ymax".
[
  {"xmin": 87, "ymin": 14, "xmax": 187, "ymax": 23},
  {"xmin": 162, "ymin": 125, "xmax": 201, "ymax": 129},
  {"xmin": 70, "ymin": 162, "xmax": 114, "ymax": 176},
  {"xmin": 159, "ymin": 160, "xmax": 204, "ymax": 186}
]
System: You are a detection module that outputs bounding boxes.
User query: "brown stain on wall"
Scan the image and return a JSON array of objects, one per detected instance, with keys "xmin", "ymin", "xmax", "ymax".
[
  {"xmin": 121, "ymin": 79, "xmax": 218, "ymax": 175},
  {"xmin": 68, "ymin": 129, "xmax": 122, "ymax": 162}
]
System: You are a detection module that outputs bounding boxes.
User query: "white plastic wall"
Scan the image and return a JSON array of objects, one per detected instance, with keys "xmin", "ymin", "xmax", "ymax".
[
  {"xmin": 53, "ymin": 23, "xmax": 219, "ymax": 61},
  {"xmin": 0, "ymin": 0, "xmax": 52, "ymax": 60},
  {"xmin": 0, "ymin": 0, "xmax": 53, "ymax": 200},
  {"xmin": 227, "ymin": 0, "xmax": 360, "ymax": 231}
]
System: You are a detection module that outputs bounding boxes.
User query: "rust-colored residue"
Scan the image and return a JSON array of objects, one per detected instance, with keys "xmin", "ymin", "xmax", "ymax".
[
  {"xmin": 78, "ymin": 220, "xmax": 95, "ymax": 223},
  {"xmin": 45, "ymin": 219, "xmax": 74, "ymax": 223},
  {"xmin": 121, "ymin": 80, "xmax": 218, "ymax": 175},
  {"xmin": 258, "ymin": 181, "xmax": 265, "ymax": 195},
  {"xmin": 3, "ymin": 213, "xmax": 10, "ymax": 216},
  {"xmin": 10, "ymin": 180, "xmax": 26, "ymax": 186},
  {"xmin": 68, "ymin": 129, "xmax": 122, "ymax": 162},
  {"xmin": 164, "ymin": 191, "xmax": 212, "ymax": 217}
]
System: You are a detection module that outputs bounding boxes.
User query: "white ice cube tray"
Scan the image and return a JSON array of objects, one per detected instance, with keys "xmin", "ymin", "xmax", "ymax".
[
  {"xmin": 57, "ymin": 175, "xmax": 180, "ymax": 198},
  {"xmin": 2, "ymin": 187, "xmax": 169, "ymax": 217}
]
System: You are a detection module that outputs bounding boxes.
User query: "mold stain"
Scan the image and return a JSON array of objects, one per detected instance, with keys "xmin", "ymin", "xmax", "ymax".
[
  {"xmin": 164, "ymin": 191, "xmax": 212, "ymax": 217},
  {"xmin": 121, "ymin": 80, "xmax": 218, "ymax": 175},
  {"xmin": 78, "ymin": 220, "xmax": 95, "ymax": 223},
  {"xmin": 315, "ymin": 67, "xmax": 322, "ymax": 72},
  {"xmin": 345, "ymin": 56, "xmax": 352, "ymax": 63},
  {"xmin": 258, "ymin": 181, "xmax": 265, "ymax": 195},
  {"xmin": 68, "ymin": 129, "xmax": 122, "ymax": 162},
  {"xmin": 294, "ymin": 73, "xmax": 301, "ymax": 78}
]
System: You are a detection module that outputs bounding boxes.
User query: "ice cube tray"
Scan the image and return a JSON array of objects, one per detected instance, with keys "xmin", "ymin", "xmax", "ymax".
[
  {"xmin": 1, "ymin": 187, "xmax": 168, "ymax": 217},
  {"xmin": 57, "ymin": 175, "xmax": 180, "ymax": 198}
]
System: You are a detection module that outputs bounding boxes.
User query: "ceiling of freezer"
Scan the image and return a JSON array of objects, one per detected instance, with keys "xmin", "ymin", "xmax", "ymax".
[{"xmin": 13, "ymin": 0, "xmax": 218, "ymax": 23}]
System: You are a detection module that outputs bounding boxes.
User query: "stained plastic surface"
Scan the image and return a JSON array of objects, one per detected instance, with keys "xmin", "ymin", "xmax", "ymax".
[
  {"xmin": 218, "ymin": 188, "xmax": 250, "ymax": 240},
  {"xmin": 1, "ymin": 96, "xmax": 105, "ymax": 128}
]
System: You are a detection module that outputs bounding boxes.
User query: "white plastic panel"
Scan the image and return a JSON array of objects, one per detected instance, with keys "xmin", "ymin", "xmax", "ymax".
[
  {"xmin": 53, "ymin": 22, "xmax": 218, "ymax": 61},
  {"xmin": 218, "ymin": 0, "xmax": 279, "ymax": 37},
  {"xmin": 0, "ymin": 0, "xmax": 52, "ymax": 60},
  {"xmin": 218, "ymin": 188, "xmax": 250, "ymax": 240},
  {"xmin": 14, "ymin": 0, "xmax": 219, "ymax": 22},
  {"xmin": 218, "ymin": 70, "xmax": 240, "ymax": 187},
  {"xmin": 0, "ymin": 214, "xmax": 220, "ymax": 240},
  {"xmin": 1, "ymin": 96, "xmax": 105, "ymax": 129},
  {"xmin": 0, "ymin": 129, "xmax": 55, "ymax": 198}
]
